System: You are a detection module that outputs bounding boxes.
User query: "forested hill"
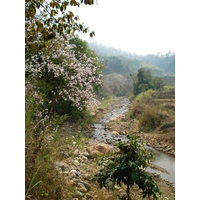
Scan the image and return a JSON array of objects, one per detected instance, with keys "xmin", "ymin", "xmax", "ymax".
[{"xmin": 88, "ymin": 42, "xmax": 175, "ymax": 79}]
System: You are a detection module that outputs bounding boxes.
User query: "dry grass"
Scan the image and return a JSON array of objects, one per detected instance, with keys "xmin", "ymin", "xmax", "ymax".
[
  {"xmin": 138, "ymin": 106, "xmax": 162, "ymax": 132},
  {"xmin": 128, "ymin": 87, "xmax": 175, "ymax": 154},
  {"xmin": 130, "ymin": 87, "xmax": 175, "ymax": 132}
]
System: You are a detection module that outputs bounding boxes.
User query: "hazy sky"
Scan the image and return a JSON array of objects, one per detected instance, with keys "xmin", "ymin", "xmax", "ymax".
[{"xmin": 71, "ymin": 0, "xmax": 176, "ymax": 55}]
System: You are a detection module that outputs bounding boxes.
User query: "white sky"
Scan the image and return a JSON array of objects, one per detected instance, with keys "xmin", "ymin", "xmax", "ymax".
[{"xmin": 71, "ymin": 0, "xmax": 176, "ymax": 55}]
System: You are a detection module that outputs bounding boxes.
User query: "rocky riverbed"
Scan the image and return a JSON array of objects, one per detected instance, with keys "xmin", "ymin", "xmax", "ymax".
[{"xmin": 56, "ymin": 96, "xmax": 175, "ymax": 199}]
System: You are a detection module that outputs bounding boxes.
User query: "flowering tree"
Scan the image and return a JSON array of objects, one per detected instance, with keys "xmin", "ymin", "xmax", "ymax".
[
  {"xmin": 26, "ymin": 34, "xmax": 103, "ymax": 117},
  {"xmin": 25, "ymin": 1, "xmax": 103, "ymax": 198},
  {"xmin": 25, "ymin": 0, "xmax": 103, "ymax": 153}
]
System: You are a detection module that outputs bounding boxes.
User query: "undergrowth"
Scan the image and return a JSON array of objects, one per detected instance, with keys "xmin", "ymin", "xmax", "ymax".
[{"xmin": 25, "ymin": 81, "xmax": 92, "ymax": 200}]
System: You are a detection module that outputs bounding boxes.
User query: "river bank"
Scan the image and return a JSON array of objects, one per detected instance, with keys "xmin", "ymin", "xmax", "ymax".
[
  {"xmin": 56, "ymin": 96, "xmax": 175, "ymax": 199},
  {"xmin": 91, "ymin": 97, "xmax": 175, "ymax": 186}
]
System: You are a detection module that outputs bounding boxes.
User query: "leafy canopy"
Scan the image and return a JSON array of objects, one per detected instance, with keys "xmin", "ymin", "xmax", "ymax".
[
  {"xmin": 25, "ymin": 0, "xmax": 95, "ymax": 50},
  {"xmin": 134, "ymin": 68, "xmax": 165, "ymax": 96}
]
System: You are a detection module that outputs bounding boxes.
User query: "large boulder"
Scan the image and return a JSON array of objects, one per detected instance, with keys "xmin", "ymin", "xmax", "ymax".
[
  {"xmin": 87, "ymin": 143, "xmax": 110, "ymax": 159},
  {"xmin": 110, "ymin": 116, "xmax": 118, "ymax": 121},
  {"xmin": 111, "ymin": 131, "xmax": 119, "ymax": 135},
  {"xmin": 87, "ymin": 150, "xmax": 103, "ymax": 159}
]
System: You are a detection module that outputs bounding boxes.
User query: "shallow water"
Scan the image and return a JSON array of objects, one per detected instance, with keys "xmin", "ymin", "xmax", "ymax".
[
  {"xmin": 146, "ymin": 145, "xmax": 175, "ymax": 187},
  {"xmin": 92, "ymin": 97, "xmax": 175, "ymax": 187}
]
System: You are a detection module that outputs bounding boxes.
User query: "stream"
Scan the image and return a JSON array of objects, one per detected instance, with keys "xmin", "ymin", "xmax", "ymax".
[{"xmin": 91, "ymin": 97, "xmax": 175, "ymax": 187}]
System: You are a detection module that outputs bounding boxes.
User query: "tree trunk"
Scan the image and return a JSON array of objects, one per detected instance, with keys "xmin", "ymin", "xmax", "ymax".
[{"xmin": 49, "ymin": 92, "xmax": 63, "ymax": 118}]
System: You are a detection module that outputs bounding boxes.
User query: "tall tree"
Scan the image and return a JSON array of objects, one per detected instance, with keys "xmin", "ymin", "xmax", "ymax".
[
  {"xmin": 133, "ymin": 68, "xmax": 165, "ymax": 96},
  {"xmin": 134, "ymin": 68, "xmax": 153, "ymax": 95},
  {"xmin": 25, "ymin": 0, "xmax": 95, "ymax": 50}
]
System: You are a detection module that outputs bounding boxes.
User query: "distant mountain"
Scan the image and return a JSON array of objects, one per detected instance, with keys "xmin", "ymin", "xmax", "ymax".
[
  {"xmin": 103, "ymin": 56, "xmax": 140, "ymax": 75},
  {"xmin": 88, "ymin": 42, "xmax": 137, "ymax": 58},
  {"xmin": 88, "ymin": 42, "xmax": 175, "ymax": 79}
]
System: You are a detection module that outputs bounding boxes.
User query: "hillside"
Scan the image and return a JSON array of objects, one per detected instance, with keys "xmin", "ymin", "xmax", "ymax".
[
  {"xmin": 89, "ymin": 42, "xmax": 175, "ymax": 83},
  {"xmin": 103, "ymin": 73, "xmax": 132, "ymax": 96}
]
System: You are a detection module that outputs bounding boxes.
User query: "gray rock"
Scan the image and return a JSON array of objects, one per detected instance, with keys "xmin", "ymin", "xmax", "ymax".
[
  {"xmin": 69, "ymin": 169, "xmax": 79, "ymax": 178},
  {"xmin": 81, "ymin": 152, "xmax": 90, "ymax": 158},
  {"xmin": 74, "ymin": 149, "xmax": 79, "ymax": 156},
  {"xmin": 74, "ymin": 191, "xmax": 84, "ymax": 198},
  {"xmin": 87, "ymin": 143, "xmax": 110, "ymax": 159},
  {"xmin": 82, "ymin": 173, "xmax": 90, "ymax": 180},
  {"xmin": 70, "ymin": 169, "xmax": 78, "ymax": 174},
  {"xmin": 73, "ymin": 179, "xmax": 91, "ymax": 191},
  {"xmin": 86, "ymin": 193, "xmax": 93, "ymax": 199},
  {"xmin": 81, "ymin": 155, "xmax": 88, "ymax": 161},
  {"xmin": 111, "ymin": 131, "xmax": 119, "ymax": 135},
  {"xmin": 74, "ymin": 160, "xmax": 79, "ymax": 165},
  {"xmin": 79, "ymin": 186, "xmax": 87, "ymax": 193}
]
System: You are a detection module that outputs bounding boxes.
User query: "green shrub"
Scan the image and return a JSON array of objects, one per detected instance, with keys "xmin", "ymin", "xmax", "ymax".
[{"xmin": 94, "ymin": 135, "xmax": 160, "ymax": 200}]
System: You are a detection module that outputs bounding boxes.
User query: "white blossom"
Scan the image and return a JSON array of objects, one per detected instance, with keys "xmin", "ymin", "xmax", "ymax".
[{"xmin": 25, "ymin": 34, "xmax": 103, "ymax": 111}]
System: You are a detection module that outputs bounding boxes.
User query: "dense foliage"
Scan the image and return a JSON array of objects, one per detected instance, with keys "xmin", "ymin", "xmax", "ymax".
[
  {"xmin": 134, "ymin": 68, "xmax": 165, "ymax": 96},
  {"xmin": 94, "ymin": 135, "xmax": 160, "ymax": 200},
  {"xmin": 26, "ymin": 35, "xmax": 103, "ymax": 117},
  {"xmin": 25, "ymin": 0, "xmax": 103, "ymax": 117}
]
